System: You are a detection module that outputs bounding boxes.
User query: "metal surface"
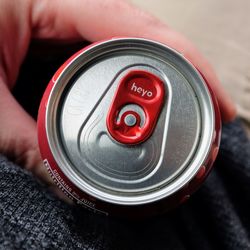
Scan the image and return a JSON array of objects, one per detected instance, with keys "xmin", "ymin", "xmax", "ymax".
[
  {"xmin": 124, "ymin": 114, "xmax": 137, "ymax": 127},
  {"xmin": 45, "ymin": 38, "xmax": 214, "ymax": 205},
  {"xmin": 117, "ymin": 104, "xmax": 146, "ymax": 127}
]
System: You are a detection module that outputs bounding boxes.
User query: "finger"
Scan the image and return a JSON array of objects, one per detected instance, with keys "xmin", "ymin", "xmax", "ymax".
[
  {"xmin": 31, "ymin": 0, "xmax": 168, "ymax": 41},
  {"xmin": 0, "ymin": 78, "xmax": 73, "ymax": 202},
  {"xmin": 31, "ymin": 0, "xmax": 236, "ymax": 122},
  {"xmin": 156, "ymin": 29, "xmax": 237, "ymax": 122},
  {"xmin": 0, "ymin": 0, "xmax": 31, "ymax": 88},
  {"xmin": 191, "ymin": 54, "xmax": 237, "ymax": 122},
  {"xmin": 0, "ymin": 78, "xmax": 53, "ymax": 186}
]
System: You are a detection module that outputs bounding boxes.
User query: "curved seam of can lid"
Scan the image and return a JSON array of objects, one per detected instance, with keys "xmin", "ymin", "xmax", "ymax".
[{"xmin": 45, "ymin": 38, "xmax": 215, "ymax": 205}]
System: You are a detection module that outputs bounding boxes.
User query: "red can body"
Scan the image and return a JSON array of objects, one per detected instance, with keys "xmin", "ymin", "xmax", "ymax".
[{"xmin": 38, "ymin": 38, "xmax": 221, "ymax": 217}]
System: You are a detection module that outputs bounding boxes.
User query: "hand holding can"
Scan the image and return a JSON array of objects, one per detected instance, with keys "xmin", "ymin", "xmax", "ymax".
[{"xmin": 0, "ymin": 1, "xmax": 235, "ymax": 214}]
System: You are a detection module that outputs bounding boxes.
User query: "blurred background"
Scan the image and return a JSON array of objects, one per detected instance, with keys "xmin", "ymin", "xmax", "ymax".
[{"xmin": 131, "ymin": 0, "xmax": 250, "ymax": 134}]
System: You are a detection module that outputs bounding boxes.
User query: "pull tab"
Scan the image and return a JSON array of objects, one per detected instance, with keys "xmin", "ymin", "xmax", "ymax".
[{"xmin": 106, "ymin": 70, "xmax": 165, "ymax": 144}]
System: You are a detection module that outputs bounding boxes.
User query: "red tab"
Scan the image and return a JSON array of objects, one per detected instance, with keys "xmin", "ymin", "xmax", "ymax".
[{"xmin": 106, "ymin": 70, "xmax": 165, "ymax": 144}]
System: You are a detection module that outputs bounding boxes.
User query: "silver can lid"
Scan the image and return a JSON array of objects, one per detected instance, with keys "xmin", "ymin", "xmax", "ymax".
[{"xmin": 46, "ymin": 38, "xmax": 214, "ymax": 205}]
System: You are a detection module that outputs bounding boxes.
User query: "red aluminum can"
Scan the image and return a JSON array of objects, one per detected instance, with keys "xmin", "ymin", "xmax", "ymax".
[{"xmin": 38, "ymin": 38, "xmax": 221, "ymax": 217}]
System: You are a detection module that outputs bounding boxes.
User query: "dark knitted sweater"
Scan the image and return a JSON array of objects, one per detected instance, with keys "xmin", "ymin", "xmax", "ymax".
[{"xmin": 1, "ymin": 119, "xmax": 250, "ymax": 250}]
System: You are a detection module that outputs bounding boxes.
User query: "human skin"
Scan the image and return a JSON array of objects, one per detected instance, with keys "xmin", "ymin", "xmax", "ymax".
[{"xmin": 0, "ymin": 0, "xmax": 236, "ymax": 195}]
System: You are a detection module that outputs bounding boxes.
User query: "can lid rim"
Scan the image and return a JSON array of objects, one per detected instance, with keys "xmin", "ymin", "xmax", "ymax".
[{"xmin": 45, "ymin": 37, "xmax": 216, "ymax": 205}]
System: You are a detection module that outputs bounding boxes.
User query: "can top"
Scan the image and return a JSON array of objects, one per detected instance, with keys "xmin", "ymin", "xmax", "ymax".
[{"xmin": 46, "ymin": 38, "xmax": 215, "ymax": 205}]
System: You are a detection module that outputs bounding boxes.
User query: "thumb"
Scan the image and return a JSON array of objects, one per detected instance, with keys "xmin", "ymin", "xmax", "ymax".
[{"xmin": 0, "ymin": 77, "xmax": 53, "ymax": 185}]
